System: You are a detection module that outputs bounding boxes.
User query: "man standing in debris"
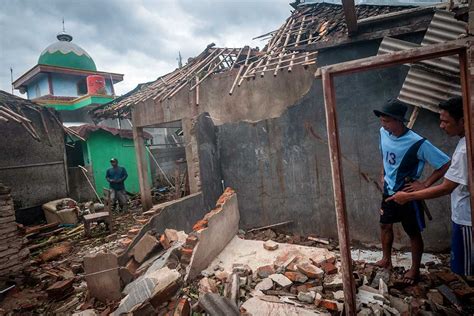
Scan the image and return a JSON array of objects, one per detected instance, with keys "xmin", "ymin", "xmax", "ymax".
[
  {"xmin": 106, "ymin": 158, "xmax": 128, "ymax": 212},
  {"xmin": 374, "ymin": 99, "xmax": 450, "ymax": 284},
  {"xmin": 388, "ymin": 96, "xmax": 472, "ymax": 276}
]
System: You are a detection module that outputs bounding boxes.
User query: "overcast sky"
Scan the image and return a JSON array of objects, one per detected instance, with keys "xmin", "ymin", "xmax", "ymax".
[{"xmin": 0, "ymin": 0, "xmax": 293, "ymax": 97}]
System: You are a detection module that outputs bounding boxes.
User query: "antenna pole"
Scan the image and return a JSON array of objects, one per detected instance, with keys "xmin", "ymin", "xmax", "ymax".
[{"xmin": 10, "ymin": 67, "xmax": 13, "ymax": 95}]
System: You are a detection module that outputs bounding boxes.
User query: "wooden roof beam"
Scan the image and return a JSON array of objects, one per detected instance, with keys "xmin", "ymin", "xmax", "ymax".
[{"xmin": 342, "ymin": 0, "xmax": 358, "ymax": 35}]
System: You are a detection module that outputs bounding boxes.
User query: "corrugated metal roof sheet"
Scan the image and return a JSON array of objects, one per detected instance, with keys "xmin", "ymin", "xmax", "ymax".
[{"xmin": 377, "ymin": 10, "xmax": 466, "ymax": 113}]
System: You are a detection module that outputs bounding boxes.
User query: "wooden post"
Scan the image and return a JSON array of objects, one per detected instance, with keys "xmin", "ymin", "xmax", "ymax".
[
  {"xmin": 132, "ymin": 125, "xmax": 153, "ymax": 211},
  {"xmin": 321, "ymin": 69, "xmax": 357, "ymax": 315},
  {"xmin": 341, "ymin": 0, "xmax": 358, "ymax": 35},
  {"xmin": 460, "ymin": 46, "xmax": 474, "ymax": 236}
]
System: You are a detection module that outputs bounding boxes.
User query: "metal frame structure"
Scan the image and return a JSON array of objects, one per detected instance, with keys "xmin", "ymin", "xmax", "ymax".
[{"xmin": 318, "ymin": 39, "xmax": 473, "ymax": 315}]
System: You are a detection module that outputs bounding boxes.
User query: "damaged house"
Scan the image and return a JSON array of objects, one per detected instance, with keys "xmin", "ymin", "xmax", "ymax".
[
  {"xmin": 0, "ymin": 90, "xmax": 69, "ymax": 224},
  {"xmin": 93, "ymin": 2, "xmax": 467, "ymax": 251},
  {"xmin": 2, "ymin": 1, "xmax": 474, "ymax": 315}
]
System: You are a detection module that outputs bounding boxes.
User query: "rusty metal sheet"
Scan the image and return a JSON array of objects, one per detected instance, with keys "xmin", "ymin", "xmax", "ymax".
[{"xmin": 377, "ymin": 10, "xmax": 466, "ymax": 113}]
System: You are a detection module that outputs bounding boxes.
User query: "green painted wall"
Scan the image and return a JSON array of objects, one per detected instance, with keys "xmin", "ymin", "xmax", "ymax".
[{"xmin": 83, "ymin": 130, "xmax": 151, "ymax": 196}]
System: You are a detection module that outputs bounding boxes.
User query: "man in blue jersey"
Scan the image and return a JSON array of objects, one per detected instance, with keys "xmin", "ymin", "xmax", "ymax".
[
  {"xmin": 388, "ymin": 96, "xmax": 472, "ymax": 276},
  {"xmin": 374, "ymin": 99, "xmax": 450, "ymax": 284}
]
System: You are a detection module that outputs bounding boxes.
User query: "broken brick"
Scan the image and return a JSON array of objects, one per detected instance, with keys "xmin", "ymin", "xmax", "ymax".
[
  {"xmin": 46, "ymin": 278, "xmax": 74, "ymax": 300},
  {"xmin": 319, "ymin": 299, "xmax": 341, "ymax": 311},
  {"xmin": 164, "ymin": 229, "xmax": 179, "ymax": 243},
  {"xmin": 192, "ymin": 220, "xmax": 208, "ymax": 231},
  {"xmin": 127, "ymin": 228, "xmax": 140, "ymax": 238},
  {"xmin": 133, "ymin": 233, "xmax": 160, "ymax": 263},
  {"xmin": 160, "ymin": 234, "xmax": 171, "ymax": 249},
  {"xmin": 297, "ymin": 262, "xmax": 324, "ymax": 279},
  {"xmin": 119, "ymin": 238, "xmax": 133, "ymax": 248},
  {"xmin": 173, "ymin": 298, "xmax": 190, "ymax": 316},
  {"xmin": 39, "ymin": 242, "xmax": 72, "ymax": 262},
  {"xmin": 284, "ymin": 271, "xmax": 308, "ymax": 283},
  {"xmin": 320, "ymin": 262, "xmax": 337, "ymax": 275},
  {"xmin": 257, "ymin": 265, "xmax": 276, "ymax": 278},
  {"xmin": 180, "ymin": 247, "xmax": 193, "ymax": 264},
  {"xmin": 263, "ymin": 240, "xmax": 279, "ymax": 251},
  {"xmin": 119, "ymin": 267, "xmax": 135, "ymax": 286},
  {"xmin": 126, "ymin": 258, "xmax": 140, "ymax": 276}
]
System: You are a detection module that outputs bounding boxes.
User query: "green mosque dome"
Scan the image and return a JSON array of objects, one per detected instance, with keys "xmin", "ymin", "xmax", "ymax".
[{"xmin": 38, "ymin": 32, "xmax": 97, "ymax": 71}]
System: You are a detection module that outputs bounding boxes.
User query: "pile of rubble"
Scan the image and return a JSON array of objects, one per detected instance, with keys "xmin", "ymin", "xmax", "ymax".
[{"xmin": 2, "ymin": 187, "xmax": 473, "ymax": 315}]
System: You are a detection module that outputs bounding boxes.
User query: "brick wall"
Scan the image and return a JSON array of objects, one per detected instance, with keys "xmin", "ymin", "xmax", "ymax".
[{"xmin": 0, "ymin": 184, "xmax": 29, "ymax": 277}]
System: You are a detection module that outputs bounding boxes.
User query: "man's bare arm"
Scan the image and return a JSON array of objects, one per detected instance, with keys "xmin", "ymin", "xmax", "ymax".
[
  {"xmin": 387, "ymin": 178, "xmax": 458, "ymax": 204},
  {"xmin": 403, "ymin": 162, "xmax": 450, "ymax": 192}
]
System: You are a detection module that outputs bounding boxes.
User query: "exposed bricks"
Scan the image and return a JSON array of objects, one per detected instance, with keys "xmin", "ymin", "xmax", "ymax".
[
  {"xmin": 0, "ymin": 184, "xmax": 29, "ymax": 277},
  {"xmin": 179, "ymin": 188, "xmax": 237, "ymax": 270}
]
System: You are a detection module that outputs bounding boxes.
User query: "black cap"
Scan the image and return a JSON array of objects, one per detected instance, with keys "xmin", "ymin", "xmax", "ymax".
[
  {"xmin": 110, "ymin": 158, "xmax": 118, "ymax": 163},
  {"xmin": 373, "ymin": 99, "xmax": 409, "ymax": 122}
]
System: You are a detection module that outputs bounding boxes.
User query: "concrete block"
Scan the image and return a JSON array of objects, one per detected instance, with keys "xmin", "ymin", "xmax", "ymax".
[
  {"xmin": 186, "ymin": 192, "xmax": 240, "ymax": 280},
  {"xmin": 84, "ymin": 252, "xmax": 121, "ymax": 302},
  {"xmin": 255, "ymin": 278, "xmax": 273, "ymax": 291},
  {"xmin": 269, "ymin": 273, "xmax": 292, "ymax": 288},
  {"xmin": 115, "ymin": 267, "xmax": 181, "ymax": 315},
  {"xmin": 133, "ymin": 233, "xmax": 160, "ymax": 263}
]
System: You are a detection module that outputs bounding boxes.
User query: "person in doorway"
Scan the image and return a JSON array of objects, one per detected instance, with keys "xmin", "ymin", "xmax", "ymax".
[
  {"xmin": 387, "ymin": 96, "xmax": 472, "ymax": 276},
  {"xmin": 106, "ymin": 158, "xmax": 128, "ymax": 212},
  {"xmin": 374, "ymin": 99, "xmax": 450, "ymax": 284}
]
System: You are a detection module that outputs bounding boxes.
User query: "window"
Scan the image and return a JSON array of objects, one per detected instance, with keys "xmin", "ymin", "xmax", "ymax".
[{"xmin": 77, "ymin": 78, "xmax": 87, "ymax": 95}]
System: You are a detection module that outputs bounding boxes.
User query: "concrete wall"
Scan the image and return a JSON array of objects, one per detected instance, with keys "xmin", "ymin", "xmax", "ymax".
[
  {"xmin": 0, "ymin": 107, "xmax": 68, "ymax": 210},
  {"xmin": 131, "ymin": 65, "xmax": 316, "ymax": 128},
  {"xmin": 68, "ymin": 166, "xmax": 97, "ymax": 202},
  {"xmin": 216, "ymin": 38, "xmax": 456, "ymax": 251},
  {"xmin": 118, "ymin": 192, "xmax": 207, "ymax": 266},
  {"xmin": 149, "ymin": 147, "xmax": 186, "ymax": 184}
]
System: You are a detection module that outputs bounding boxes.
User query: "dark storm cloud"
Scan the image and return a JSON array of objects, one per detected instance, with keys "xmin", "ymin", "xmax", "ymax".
[{"xmin": 0, "ymin": 0, "xmax": 289, "ymax": 95}]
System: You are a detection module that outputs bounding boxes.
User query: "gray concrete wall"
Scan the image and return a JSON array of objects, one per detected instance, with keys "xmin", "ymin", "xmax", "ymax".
[
  {"xmin": 131, "ymin": 65, "xmax": 316, "ymax": 128},
  {"xmin": 216, "ymin": 37, "xmax": 456, "ymax": 251},
  {"xmin": 149, "ymin": 147, "xmax": 186, "ymax": 185},
  {"xmin": 195, "ymin": 113, "xmax": 223, "ymax": 210},
  {"xmin": 118, "ymin": 192, "xmax": 207, "ymax": 265},
  {"xmin": 0, "ymin": 107, "xmax": 68, "ymax": 210},
  {"xmin": 68, "ymin": 166, "xmax": 97, "ymax": 202}
]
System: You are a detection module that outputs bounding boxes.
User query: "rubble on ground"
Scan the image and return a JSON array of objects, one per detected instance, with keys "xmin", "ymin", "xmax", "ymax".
[{"xmin": 1, "ymin": 188, "xmax": 473, "ymax": 315}]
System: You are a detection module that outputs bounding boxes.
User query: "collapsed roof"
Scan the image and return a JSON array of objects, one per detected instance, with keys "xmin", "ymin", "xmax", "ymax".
[{"xmin": 91, "ymin": 3, "xmax": 409, "ymax": 120}]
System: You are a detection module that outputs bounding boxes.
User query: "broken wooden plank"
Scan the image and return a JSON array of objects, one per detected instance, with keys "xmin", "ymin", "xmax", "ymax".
[{"xmin": 246, "ymin": 220, "xmax": 293, "ymax": 233}]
